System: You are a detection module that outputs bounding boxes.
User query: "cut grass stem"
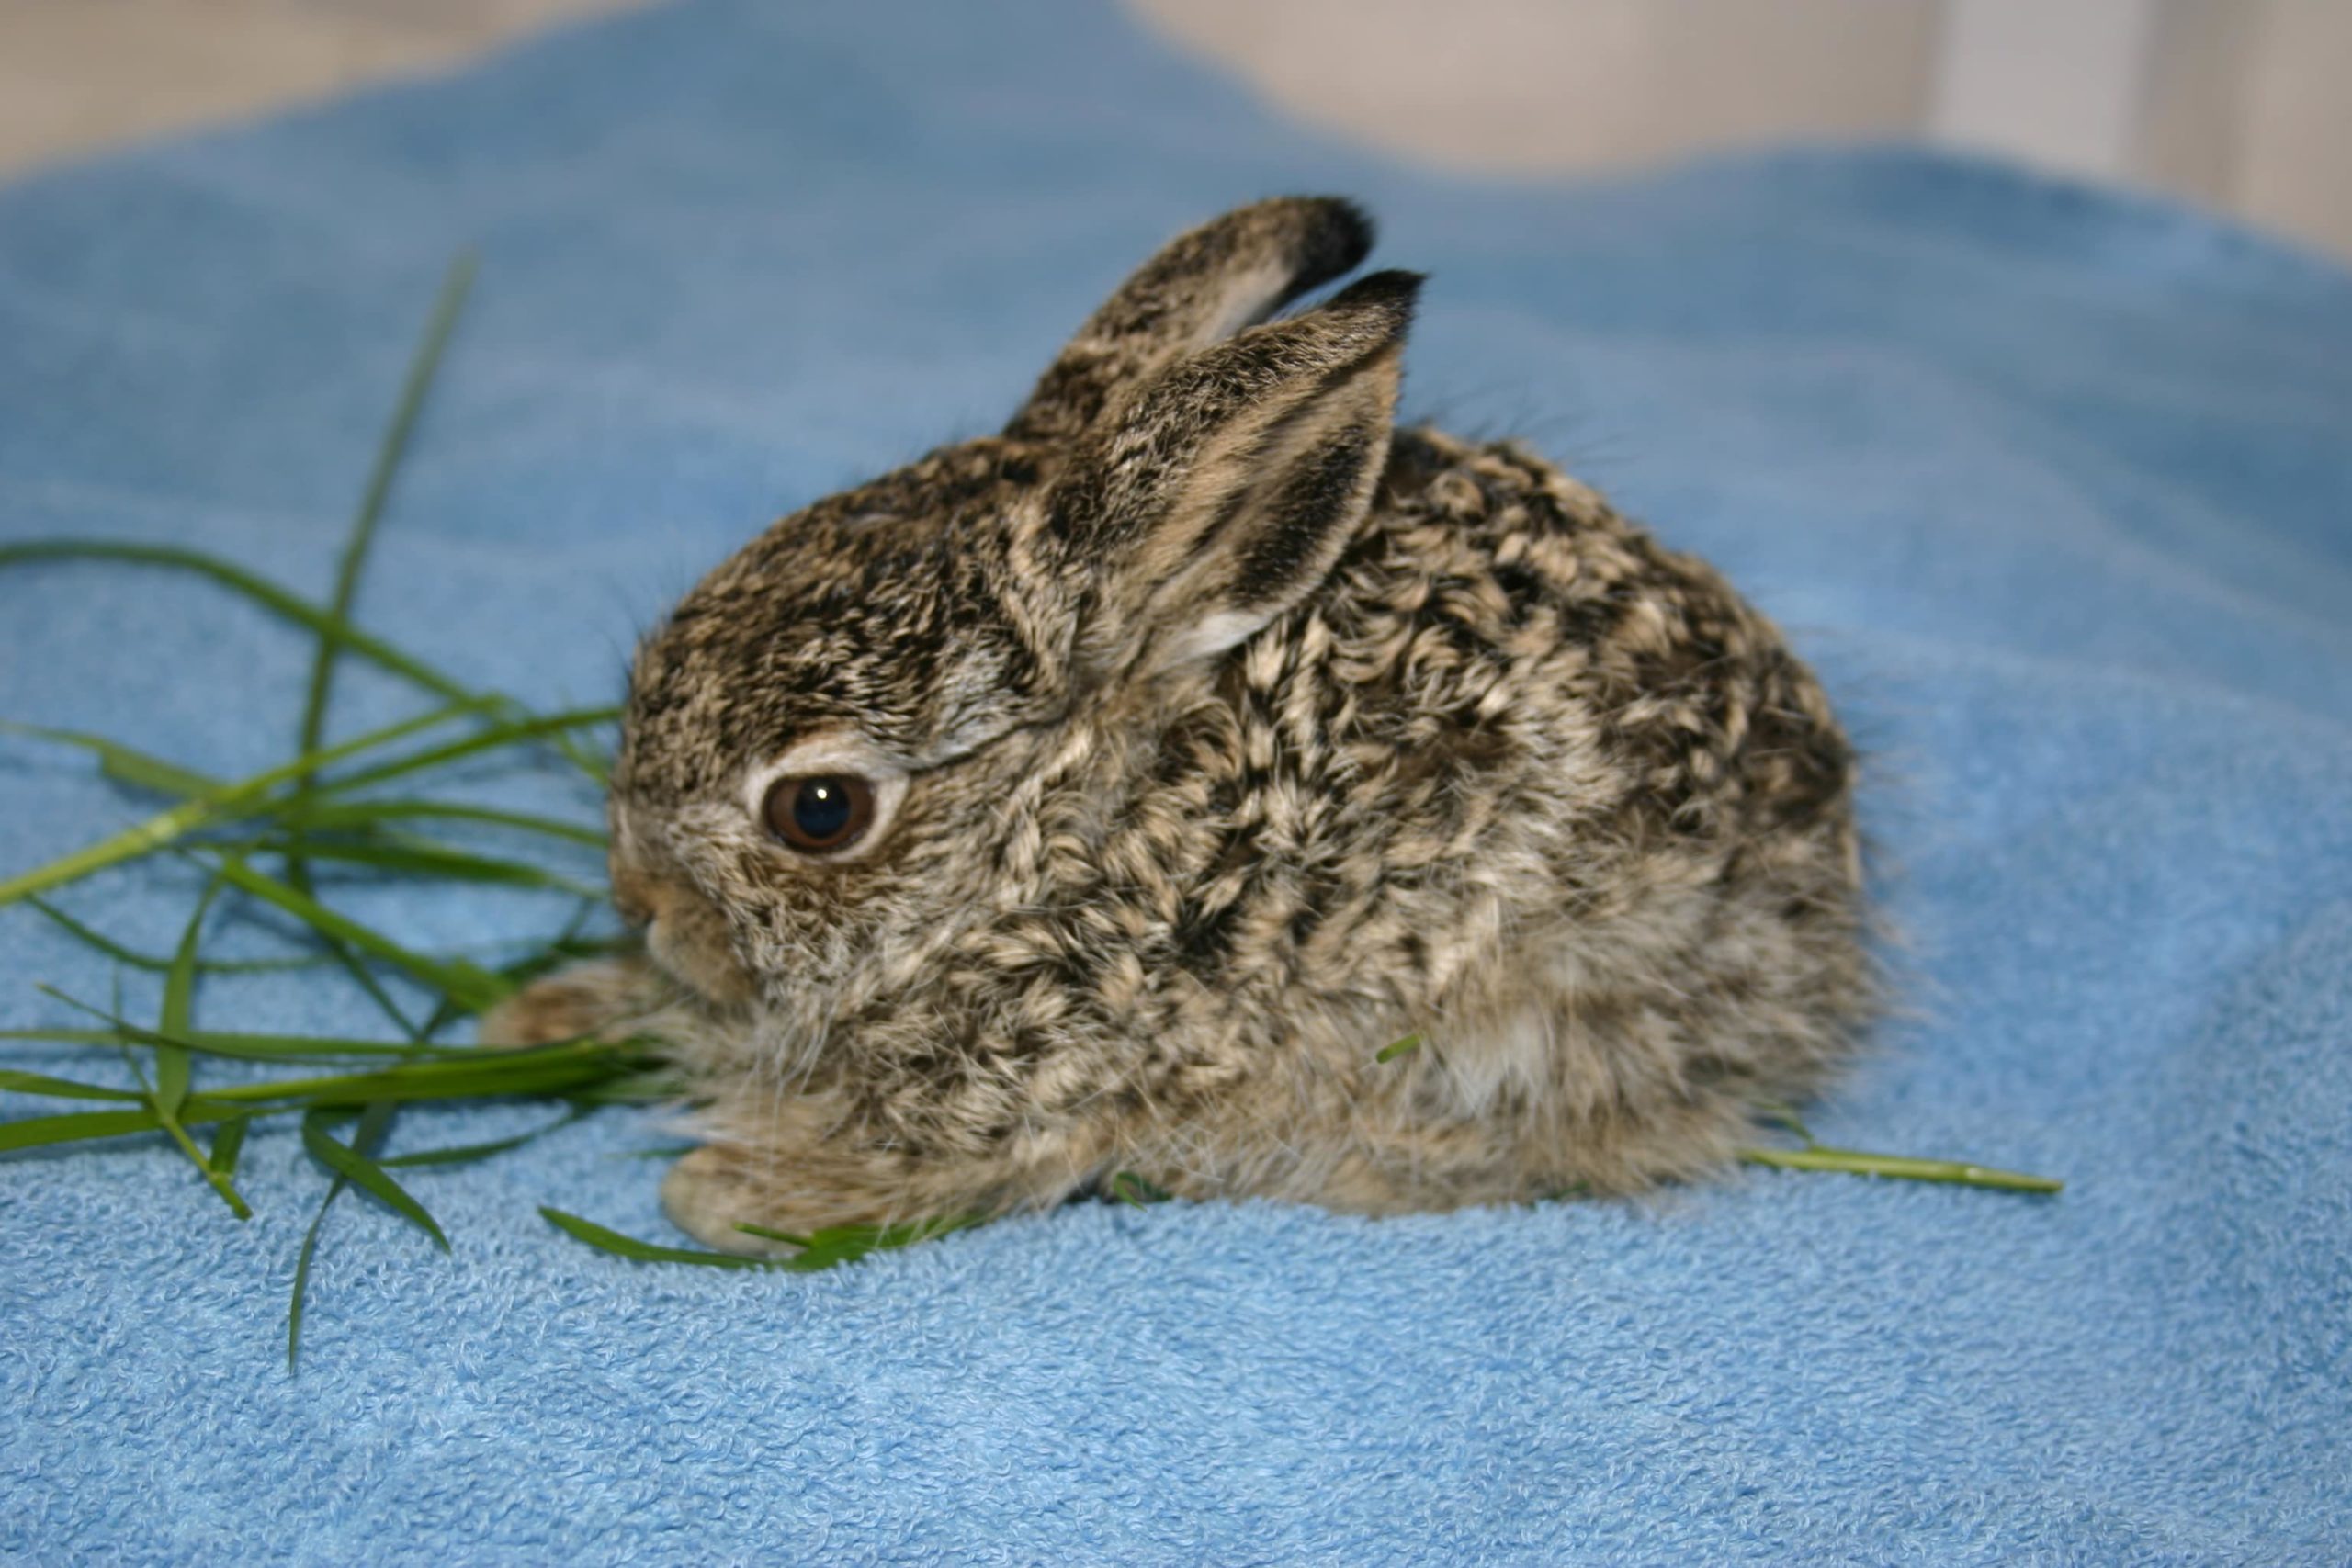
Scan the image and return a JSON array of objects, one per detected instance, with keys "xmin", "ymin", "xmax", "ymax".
[
  {"xmin": 0, "ymin": 699, "xmax": 489, "ymax": 908},
  {"xmin": 288, "ymin": 1101, "xmax": 396, "ymax": 1371},
  {"xmin": 1737, "ymin": 1144, "xmax": 2063, "ymax": 1193},
  {"xmin": 24, "ymin": 897, "xmax": 333, "ymax": 975},
  {"xmin": 295, "ymin": 253, "xmax": 477, "ymax": 784},
  {"xmin": 0, "ymin": 541, "xmax": 479, "ymax": 711},
  {"xmin": 287, "ymin": 256, "xmax": 478, "ymax": 1046},
  {"xmin": 203, "ymin": 852, "xmax": 512, "ymax": 1014}
]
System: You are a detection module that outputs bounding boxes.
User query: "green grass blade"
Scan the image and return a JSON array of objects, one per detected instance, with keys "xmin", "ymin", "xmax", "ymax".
[
  {"xmin": 489, "ymin": 906, "xmax": 629, "ymax": 986},
  {"xmin": 539, "ymin": 1206, "xmax": 771, "ymax": 1269},
  {"xmin": 277, "ymin": 263, "xmax": 475, "ymax": 1382},
  {"xmin": 10, "ymin": 499, "xmax": 595, "ymax": 763},
  {"xmin": 560, "ymin": 1072, "xmax": 681, "ymax": 1107},
  {"xmin": 1374, "ymin": 1033, "xmax": 1422, "ymax": 1064},
  {"xmin": 329, "ymin": 950, "xmax": 424, "ymax": 1043},
  {"xmin": 279, "ymin": 863, "xmax": 422, "ymax": 1043},
  {"xmin": 112, "ymin": 1012, "xmax": 253, "ymax": 1219},
  {"xmin": 1737, "ymin": 1144, "xmax": 2063, "ymax": 1194},
  {"xmin": 155, "ymin": 875, "xmax": 227, "ymax": 1117},
  {"xmin": 288, "ymin": 1187, "xmax": 336, "ymax": 1371},
  {"xmin": 300, "ymin": 1109, "xmax": 448, "ymax": 1249},
  {"xmin": 0, "ymin": 721, "xmax": 221, "ymax": 797},
  {"xmin": 317, "ymin": 707, "xmax": 621, "ymax": 798},
  {"xmin": 249, "ymin": 701, "xmax": 492, "ymax": 795},
  {"xmin": 287, "ymin": 1181, "xmax": 338, "ymax": 1372},
  {"xmin": 176, "ymin": 1040, "xmax": 650, "ymax": 1111},
  {"xmin": 378, "ymin": 1110, "xmax": 584, "ymax": 1169},
  {"xmin": 1108, "ymin": 1171, "xmax": 1172, "ymax": 1208},
  {"xmin": 227, "ymin": 833, "xmax": 602, "ymax": 897},
  {"xmin": 1754, "ymin": 1101, "xmax": 1816, "ymax": 1145},
  {"xmin": 296, "ymin": 252, "xmax": 476, "ymax": 776},
  {"xmin": 734, "ymin": 1214, "xmax": 980, "ymax": 1270},
  {"xmin": 204, "ymin": 852, "xmax": 511, "ymax": 1012},
  {"xmin": 286, "ymin": 254, "xmax": 478, "ymax": 1044},
  {"xmin": 209, "ymin": 1114, "xmax": 251, "ymax": 1177},
  {"xmin": 0, "ymin": 698, "xmax": 484, "ymax": 909},
  {"xmin": 0, "ymin": 540, "xmax": 478, "ymax": 708},
  {"xmin": 0, "ymin": 1084, "xmax": 258, "ymax": 1151},
  {"xmin": 0, "ymin": 1069, "xmax": 148, "ymax": 1103},
  {"xmin": 0, "ymin": 1107, "xmax": 164, "ymax": 1152},
  {"xmin": 36, "ymin": 972, "xmax": 248, "ymax": 1226},
  {"xmin": 551, "ymin": 734, "xmax": 612, "ymax": 786},
  {"xmin": 35, "ymin": 986, "xmax": 622, "ymax": 1074},
  {"xmin": 24, "ymin": 897, "xmax": 329, "ymax": 975},
  {"xmin": 5, "ymin": 1018, "xmax": 461, "ymax": 1063},
  {"xmin": 270, "ymin": 799, "xmax": 606, "ymax": 847},
  {"xmin": 288, "ymin": 1100, "xmax": 395, "ymax": 1371},
  {"xmin": 729, "ymin": 1222, "xmax": 814, "ymax": 1247},
  {"xmin": 169, "ymin": 1122, "xmax": 254, "ymax": 1218},
  {"xmin": 402, "ymin": 910, "xmax": 630, "ymax": 1043}
]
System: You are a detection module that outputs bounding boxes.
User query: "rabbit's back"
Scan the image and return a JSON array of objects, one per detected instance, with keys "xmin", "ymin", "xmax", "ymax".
[{"xmin": 1025, "ymin": 423, "xmax": 1872, "ymax": 1201}]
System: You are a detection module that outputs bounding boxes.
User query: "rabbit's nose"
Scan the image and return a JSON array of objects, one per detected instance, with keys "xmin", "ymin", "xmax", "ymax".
[{"xmin": 610, "ymin": 867, "xmax": 662, "ymax": 928}]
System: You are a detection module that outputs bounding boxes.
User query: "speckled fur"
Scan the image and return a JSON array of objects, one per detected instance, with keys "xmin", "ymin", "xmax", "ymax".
[{"xmin": 481, "ymin": 198, "xmax": 1872, "ymax": 1252}]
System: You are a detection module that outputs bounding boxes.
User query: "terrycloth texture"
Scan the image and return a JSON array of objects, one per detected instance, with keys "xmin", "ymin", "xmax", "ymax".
[{"xmin": 4, "ymin": 1, "xmax": 2349, "ymax": 1561}]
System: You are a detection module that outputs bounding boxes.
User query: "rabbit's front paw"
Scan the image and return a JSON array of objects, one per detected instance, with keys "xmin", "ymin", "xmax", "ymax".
[
  {"xmin": 475, "ymin": 956, "xmax": 659, "ymax": 1048},
  {"xmin": 660, "ymin": 1140, "xmax": 987, "ymax": 1258},
  {"xmin": 661, "ymin": 1145, "xmax": 789, "ymax": 1256}
]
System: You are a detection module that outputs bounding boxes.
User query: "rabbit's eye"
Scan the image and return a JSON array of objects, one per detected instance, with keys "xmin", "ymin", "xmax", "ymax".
[{"xmin": 763, "ymin": 773, "xmax": 876, "ymax": 854}]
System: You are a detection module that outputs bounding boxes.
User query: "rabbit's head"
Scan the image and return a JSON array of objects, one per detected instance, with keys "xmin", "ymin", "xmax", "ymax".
[{"xmin": 607, "ymin": 198, "xmax": 1415, "ymax": 1020}]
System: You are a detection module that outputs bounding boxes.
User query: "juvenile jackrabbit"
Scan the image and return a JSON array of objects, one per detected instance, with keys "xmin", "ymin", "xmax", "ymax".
[{"xmin": 482, "ymin": 197, "xmax": 1872, "ymax": 1251}]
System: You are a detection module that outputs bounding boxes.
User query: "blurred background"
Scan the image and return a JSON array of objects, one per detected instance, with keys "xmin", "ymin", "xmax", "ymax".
[{"xmin": 2, "ymin": 0, "xmax": 2347, "ymax": 261}]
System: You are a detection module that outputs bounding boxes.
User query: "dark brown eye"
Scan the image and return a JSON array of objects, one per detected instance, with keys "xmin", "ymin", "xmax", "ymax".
[{"xmin": 762, "ymin": 773, "xmax": 876, "ymax": 853}]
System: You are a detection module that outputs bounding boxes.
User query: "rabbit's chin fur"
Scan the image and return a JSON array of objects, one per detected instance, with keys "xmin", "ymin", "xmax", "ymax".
[{"xmin": 479, "ymin": 198, "xmax": 1873, "ymax": 1254}]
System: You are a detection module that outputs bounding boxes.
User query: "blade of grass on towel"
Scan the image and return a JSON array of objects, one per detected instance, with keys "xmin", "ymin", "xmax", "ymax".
[
  {"xmin": 0, "ymin": 699, "xmax": 489, "ymax": 908},
  {"xmin": 0, "ymin": 721, "xmax": 221, "ymax": 798},
  {"xmin": 0, "ymin": 540, "xmax": 479, "ymax": 709},
  {"xmin": 288, "ymin": 1100, "xmax": 397, "ymax": 1371},
  {"xmin": 23, "ymin": 897, "xmax": 334, "ymax": 975},
  {"xmin": 198, "ymin": 852, "xmax": 513, "ymax": 1014},
  {"xmin": 270, "ymin": 799, "xmax": 606, "ymax": 847},
  {"xmin": 218, "ymin": 833, "xmax": 603, "ymax": 897},
  {"xmin": 285, "ymin": 254, "xmax": 479, "ymax": 1046}
]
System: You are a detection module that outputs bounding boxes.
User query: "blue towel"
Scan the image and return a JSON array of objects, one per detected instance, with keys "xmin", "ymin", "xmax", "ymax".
[{"xmin": 5, "ymin": 2, "xmax": 2348, "ymax": 1561}]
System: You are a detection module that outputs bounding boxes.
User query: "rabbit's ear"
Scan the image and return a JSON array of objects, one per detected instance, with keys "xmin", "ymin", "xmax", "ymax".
[
  {"xmin": 1006, "ymin": 197, "xmax": 1374, "ymax": 445},
  {"xmin": 1043, "ymin": 269, "xmax": 1419, "ymax": 682}
]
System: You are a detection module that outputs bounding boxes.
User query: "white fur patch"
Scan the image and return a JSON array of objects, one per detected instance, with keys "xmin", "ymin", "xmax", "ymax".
[
  {"xmin": 1196, "ymin": 260, "xmax": 1294, "ymax": 345},
  {"xmin": 1159, "ymin": 607, "xmax": 1271, "ymax": 669},
  {"xmin": 1436, "ymin": 1003, "xmax": 1557, "ymax": 1116}
]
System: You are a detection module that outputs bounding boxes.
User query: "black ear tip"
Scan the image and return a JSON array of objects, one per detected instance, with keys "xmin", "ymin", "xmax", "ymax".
[
  {"xmin": 1308, "ymin": 196, "xmax": 1377, "ymax": 275},
  {"xmin": 1329, "ymin": 267, "xmax": 1425, "ymax": 326},
  {"xmin": 1288, "ymin": 195, "xmax": 1374, "ymax": 283}
]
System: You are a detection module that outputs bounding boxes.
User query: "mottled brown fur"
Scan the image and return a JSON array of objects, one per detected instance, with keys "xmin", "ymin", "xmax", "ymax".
[{"xmin": 480, "ymin": 197, "xmax": 1872, "ymax": 1253}]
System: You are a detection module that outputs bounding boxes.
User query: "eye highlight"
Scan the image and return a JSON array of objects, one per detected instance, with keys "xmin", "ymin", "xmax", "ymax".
[{"xmin": 762, "ymin": 774, "xmax": 877, "ymax": 853}]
